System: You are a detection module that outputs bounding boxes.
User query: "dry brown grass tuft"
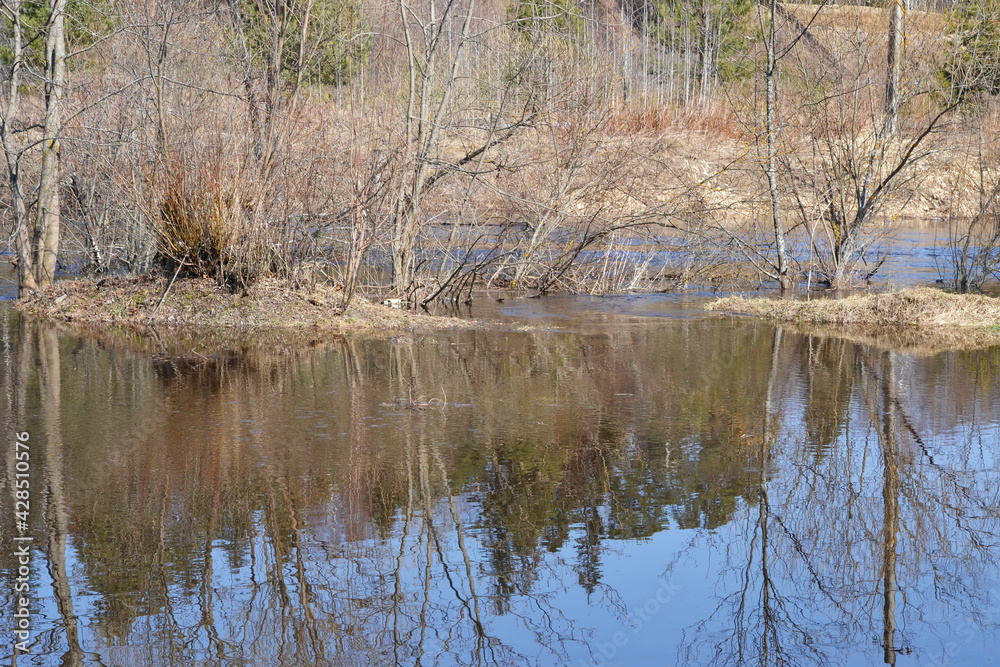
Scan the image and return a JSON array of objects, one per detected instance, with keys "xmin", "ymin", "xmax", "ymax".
[
  {"xmin": 147, "ymin": 148, "xmax": 278, "ymax": 291},
  {"xmin": 708, "ymin": 287, "xmax": 1000, "ymax": 328}
]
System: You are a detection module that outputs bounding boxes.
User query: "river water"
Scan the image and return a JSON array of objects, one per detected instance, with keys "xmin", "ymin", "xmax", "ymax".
[{"xmin": 2, "ymin": 286, "xmax": 1000, "ymax": 666}]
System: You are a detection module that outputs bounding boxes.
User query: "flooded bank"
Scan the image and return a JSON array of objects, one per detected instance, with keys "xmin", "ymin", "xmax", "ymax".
[{"xmin": 2, "ymin": 293, "xmax": 1000, "ymax": 666}]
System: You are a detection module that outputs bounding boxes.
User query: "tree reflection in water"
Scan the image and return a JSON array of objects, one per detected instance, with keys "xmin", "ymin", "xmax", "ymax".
[
  {"xmin": 678, "ymin": 329, "xmax": 1000, "ymax": 666},
  {"xmin": 1, "ymin": 310, "xmax": 1000, "ymax": 666}
]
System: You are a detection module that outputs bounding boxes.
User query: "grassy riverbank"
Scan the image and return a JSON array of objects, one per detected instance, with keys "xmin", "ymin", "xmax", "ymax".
[
  {"xmin": 708, "ymin": 287, "xmax": 1000, "ymax": 327},
  {"xmin": 708, "ymin": 287, "xmax": 1000, "ymax": 351},
  {"xmin": 15, "ymin": 275, "xmax": 470, "ymax": 332},
  {"xmin": 710, "ymin": 286, "xmax": 1000, "ymax": 342}
]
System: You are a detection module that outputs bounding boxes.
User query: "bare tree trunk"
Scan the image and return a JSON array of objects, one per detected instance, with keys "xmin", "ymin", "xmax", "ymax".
[
  {"xmin": 392, "ymin": 0, "xmax": 476, "ymax": 298},
  {"xmin": 232, "ymin": 3, "xmax": 264, "ymax": 159},
  {"xmin": 886, "ymin": 0, "xmax": 903, "ymax": 134},
  {"xmin": 151, "ymin": 7, "xmax": 174, "ymax": 152},
  {"xmin": 34, "ymin": 0, "xmax": 67, "ymax": 290},
  {"xmin": 700, "ymin": 0, "xmax": 711, "ymax": 104},
  {"xmin": 1, "ymin": 0, "xmax": 36, "ymax": 293},
  {"xmin": 766, "ymin": 0, "xmax": 791, "ymax": 290},
  {"xmin": 231, "ymin": 0, "xmax": 313, "ymax": 175},
  {"xmin": 393, "ymin": 0, "xmax": 420, "ymax": 295}
]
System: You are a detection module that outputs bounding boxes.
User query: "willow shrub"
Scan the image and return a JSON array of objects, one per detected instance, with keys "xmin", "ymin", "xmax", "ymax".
[{"xmin": 151, "ymin": 153, "xmax": 278, "ymax": 291}]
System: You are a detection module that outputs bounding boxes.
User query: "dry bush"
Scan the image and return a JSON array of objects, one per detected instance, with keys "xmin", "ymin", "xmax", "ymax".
[{"xmin": 147, "ymin": 147, "xmax": 277, "ymax": 291}]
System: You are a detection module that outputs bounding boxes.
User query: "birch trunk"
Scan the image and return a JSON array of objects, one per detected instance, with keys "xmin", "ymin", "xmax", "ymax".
[
  {"xmin": 886, "ymin": 0, "xmax": 902, "ymax": 134},
  {"xmin": 766, "ymin": 0, "xmax": 791, "ymax": 290}
]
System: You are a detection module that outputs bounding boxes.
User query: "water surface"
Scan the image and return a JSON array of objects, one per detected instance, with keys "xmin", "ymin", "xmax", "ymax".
[{"xmin": 2, "ymin": 294, "xmax": 1000, "ymax": 666}]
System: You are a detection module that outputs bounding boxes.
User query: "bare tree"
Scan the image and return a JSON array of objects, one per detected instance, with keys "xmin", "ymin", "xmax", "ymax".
[
  {"xmin": 33, "ymin": 0, "xmax": 68, "ymax": 290},
  {"xmin": 943, "ymin": 116, "xmax": 1000, "ymax": 292},
  {"xmin": 1, "ymin": 0, "xmax": 67, "ymax": 293},
  {"xmin": 390, "ymin": 0, "xmax": 478, "ymax": 297},
  {"xmin": 1, "ymin": 0, "xmax": 33, "ymax": 291},
  {"xmin": 761, "ymin": 0, "xmax": 791, "ymax": 290},
  {"xmin": 885, "ymin": 0, "xmax": 903, "ymax": 134}
]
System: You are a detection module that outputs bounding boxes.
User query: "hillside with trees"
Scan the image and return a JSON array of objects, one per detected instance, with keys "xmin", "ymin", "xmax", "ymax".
[{"xmin": 2, "ymin": 0, "xmax": 999, "ymax": 306}]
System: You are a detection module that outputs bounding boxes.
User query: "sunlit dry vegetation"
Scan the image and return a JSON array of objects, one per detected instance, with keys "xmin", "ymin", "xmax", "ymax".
[
  {"xmin": 709, "ymin": 285, "xmax": 1000, "ymax": 338},
  {"xmin": 3, "ymin": 0, "xmax": 1000, "ymax": 311}
]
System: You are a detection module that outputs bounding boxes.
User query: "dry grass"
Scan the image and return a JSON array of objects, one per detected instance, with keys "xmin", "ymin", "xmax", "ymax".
[
  {"xmin": 786, "ymin": 4, "xmax": 948, "ymax": 35},
  {"xmin": 708, "ymin": 287, "xmax": 1000, "ymax": 327},
  {"xmin": 708, "ymin": 287, "xmax": 1000, "ymax": 351},
  {"xmin": 16, "ymin": 276, "xmax": 472, "ymax": 333},
  {"xmin": 606, "ymin": 102, "xmax": 745, "ymax": 140}
]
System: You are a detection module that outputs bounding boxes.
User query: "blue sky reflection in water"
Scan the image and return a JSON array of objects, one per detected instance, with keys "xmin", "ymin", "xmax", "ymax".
[{"xmin": 2, "ymin": 298, "xmax": 1000, "ymax": 666}]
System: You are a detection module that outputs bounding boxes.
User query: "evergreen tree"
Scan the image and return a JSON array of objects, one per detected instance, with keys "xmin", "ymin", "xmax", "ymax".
[
  {"xmin": 237, "ymin": 0, "xmax": 368, "ymax": 87},
  {"xmin": 943, "ymin": 0, "xmax": 1000, "ymax": 98}
]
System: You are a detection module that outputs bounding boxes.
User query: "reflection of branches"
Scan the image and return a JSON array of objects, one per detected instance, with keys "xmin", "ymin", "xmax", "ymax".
[
  {"xmin": 860, "ymin": 351, "xmax": 1000, "ymax": 557},
  {"xmin": 682, "ymin": 333, "xmax": 1000, "ymax": 666},
  {"xmin": 431, "ymin": 445, "xmax": 490, "ymax": 657},
  {"xmin": 879, "ymin": 351, "xmax": 901, "ymax": 665},
  {"xmin": 22, "ymin": 315, "xmax": 1000, "ymax": 665},
  {"xmin": 681, "ymin": 488, "xmax": 832, "ymax": 667},
  {"xmin": 681, "ymin": 325, "xmax": 834, "ymax": 667},
  {"xmin": 766, "ymin": 511, "xmax": 849, "ymax": 618}
]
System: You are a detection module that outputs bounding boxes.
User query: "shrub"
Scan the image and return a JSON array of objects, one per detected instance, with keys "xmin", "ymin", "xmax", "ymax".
[{"xmin": 150, "ymin": 152, "xmax": 278, "ymax": 291}]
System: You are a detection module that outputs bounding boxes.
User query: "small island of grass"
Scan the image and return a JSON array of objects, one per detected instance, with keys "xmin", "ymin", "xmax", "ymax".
[
  {"xmin": 708, "ymin": 287, "xmax": 1000, "ymax": 328},
  {"xmin": 16, "ymin": 275, "xmax": 470, "ymax": 333},
  {"xmin": 707, "ymin": 287, "xmax": 1000, "ymax": 351}
]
